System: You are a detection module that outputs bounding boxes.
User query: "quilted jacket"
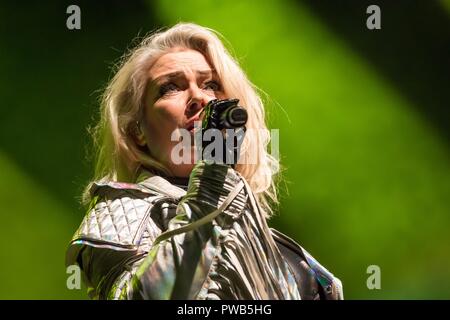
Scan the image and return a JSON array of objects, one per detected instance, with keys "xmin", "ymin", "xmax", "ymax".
[{"xmin": 66, "ymin": 160, "xmax": 343, "ymax": 300}]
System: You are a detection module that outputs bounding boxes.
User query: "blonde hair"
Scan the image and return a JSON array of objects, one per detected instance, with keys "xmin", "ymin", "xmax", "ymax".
[{"xmin": 84, "ymin": 22, "xmax": 280, "ymax": 218}]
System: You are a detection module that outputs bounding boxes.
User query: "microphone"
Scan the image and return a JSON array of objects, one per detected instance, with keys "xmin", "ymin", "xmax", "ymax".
[
  {"xmin": 202, "ymin": 99, "xmax": 248, "ymax": 130},
  {"xmin": 200, "ymin": 98, "xmax": 247, "ymax": 166}
]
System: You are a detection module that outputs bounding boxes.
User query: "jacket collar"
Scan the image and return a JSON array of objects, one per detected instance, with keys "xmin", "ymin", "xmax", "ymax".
[{"xmin": 136, "ymin": 168, "xmax": 187, "ymax": 199}]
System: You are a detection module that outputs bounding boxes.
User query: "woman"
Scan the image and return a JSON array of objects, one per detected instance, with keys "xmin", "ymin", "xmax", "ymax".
[{"xmin": 66, "ymin": 23, "xmax": 343, "ymax": 300}]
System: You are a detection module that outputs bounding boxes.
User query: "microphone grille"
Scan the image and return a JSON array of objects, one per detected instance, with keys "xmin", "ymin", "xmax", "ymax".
[{"xmin": 228, "ymin": 107, "xmax": 248, "ymax": 127}]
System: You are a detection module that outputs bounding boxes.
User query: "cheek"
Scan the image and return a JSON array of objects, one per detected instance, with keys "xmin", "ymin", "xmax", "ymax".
[
  {"xmin": 144, "ymin": 97, "xmax": 185, "ymax": 140},
  {"xmin": 214, "ymin": 90, "xmax": 227, "ymax": 100}
]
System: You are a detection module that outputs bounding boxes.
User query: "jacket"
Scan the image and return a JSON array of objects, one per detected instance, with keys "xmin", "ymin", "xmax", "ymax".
[{"xmin": 66, "ymin": 160, "xmax": 343, "ymax": 300}]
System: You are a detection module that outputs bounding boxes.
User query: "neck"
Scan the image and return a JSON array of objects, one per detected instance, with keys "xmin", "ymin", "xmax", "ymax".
[{"xmin": 137, "ymin": 166, "xmax": 190, "ymax": 190}]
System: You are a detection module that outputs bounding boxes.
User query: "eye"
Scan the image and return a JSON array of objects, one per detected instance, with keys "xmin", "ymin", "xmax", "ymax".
[
  {"xmin": 158, "ymin": 82, "xmax": 179, "ymax": 97},
  {"xmin": 203, "ymin": 80, "xmax": 221, "ymax": 92}
]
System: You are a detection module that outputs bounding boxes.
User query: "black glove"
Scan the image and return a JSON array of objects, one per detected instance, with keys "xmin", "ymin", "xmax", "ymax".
[{"xmin": 200, "ymin": 99, "xmax": 247, "ymax": 167}]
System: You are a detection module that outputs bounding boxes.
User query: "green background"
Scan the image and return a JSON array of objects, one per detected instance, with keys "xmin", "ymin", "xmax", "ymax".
[{"xmin": 0, "ymin": 0, "xmax": 448, "ymax": 299}]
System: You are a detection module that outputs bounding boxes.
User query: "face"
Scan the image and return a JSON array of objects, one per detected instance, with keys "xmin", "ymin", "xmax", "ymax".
[{"xmin": 141, "ymin": 48, "xmax": 225, "ymax": 177}]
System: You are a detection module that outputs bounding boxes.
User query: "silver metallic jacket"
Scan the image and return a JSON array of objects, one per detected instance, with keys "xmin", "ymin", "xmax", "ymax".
[{"xmin": 66, "ymin": 161, "xmax": 343, "ymax": 300}]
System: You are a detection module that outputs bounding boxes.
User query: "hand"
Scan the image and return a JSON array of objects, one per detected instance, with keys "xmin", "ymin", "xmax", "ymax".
[{"xmin": 200, "ymin": 99, "xmax": 247, "ymax": 167}]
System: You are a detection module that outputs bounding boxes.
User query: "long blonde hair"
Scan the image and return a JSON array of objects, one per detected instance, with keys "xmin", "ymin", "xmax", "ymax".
[{"xmin": 84, "ymin": 22, "xmax": 280, "ymax": 218}]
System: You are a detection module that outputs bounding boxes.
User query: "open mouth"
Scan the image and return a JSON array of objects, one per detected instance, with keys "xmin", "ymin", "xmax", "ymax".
[
  {"xmin": 185, "ymin": 118, "xmax": 202, "ymax": 133},
  {"xmin": 187, "ymin": 123, "xmax": 195, "ymax": 132}
]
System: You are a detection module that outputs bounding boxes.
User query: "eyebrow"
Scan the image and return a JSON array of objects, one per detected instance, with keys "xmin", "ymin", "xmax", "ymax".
[{"xmin": 152, "ymin": 69, "xmax": 217, "ymax": 84}]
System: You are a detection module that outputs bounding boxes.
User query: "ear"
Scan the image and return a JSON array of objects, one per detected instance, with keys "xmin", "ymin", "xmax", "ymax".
[{"xmin": 130, "ymin": 121, "xmax": 146, "ymax": 147}]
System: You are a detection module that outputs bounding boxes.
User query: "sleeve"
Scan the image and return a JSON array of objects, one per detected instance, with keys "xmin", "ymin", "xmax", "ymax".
[
  {"xmin": 271, "ymin": 228, "xmax": 344, "ymax": 300},
  {"xmin": 65, "ymin": 187, "xmax": 162, "ymax": 300},
  {"xmin": 70, "ymin": 242, "xmax": 143, "ymax": 299},
  {"xmin": 108, "ymin": 160, "xmax": 247, "ymax": 300}
]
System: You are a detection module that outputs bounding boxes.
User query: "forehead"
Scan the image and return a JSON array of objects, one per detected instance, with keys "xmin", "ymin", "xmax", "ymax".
[{"xmin": 149, "ymin": 49, "xmax": 213, "ymax": 80}]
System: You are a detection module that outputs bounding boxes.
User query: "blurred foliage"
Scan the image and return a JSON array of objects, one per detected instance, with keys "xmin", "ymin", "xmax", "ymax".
[{"xmin": 0, "ymin": 0, "xmax": 448, "ymax": 299}]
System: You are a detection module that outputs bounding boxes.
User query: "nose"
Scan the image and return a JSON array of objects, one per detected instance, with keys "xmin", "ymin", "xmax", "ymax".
[{"xmin": 186, "ymin": 85, "xmax": 212, "ymax": 118}]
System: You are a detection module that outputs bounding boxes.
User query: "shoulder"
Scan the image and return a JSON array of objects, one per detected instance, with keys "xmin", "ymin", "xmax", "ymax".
[
  {"xmin": 77, "ymin": 181, "xmax": 164, "ymax": 244},
  {"xmin": 66, "ymin": 181, "xmax": 167, "ymax": 266},
  {"xmin": 270, "ymin": 228, "xmax": 344, "ymax": 300},
  {"xmin": 66, "ymin": 180, "xmax": 178, "ymax": 298}
]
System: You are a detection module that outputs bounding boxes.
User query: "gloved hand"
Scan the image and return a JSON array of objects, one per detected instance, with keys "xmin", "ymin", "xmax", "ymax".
[{"xmin": 200, "ymin": 98, "xmax": 247, "ymax": 167}]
